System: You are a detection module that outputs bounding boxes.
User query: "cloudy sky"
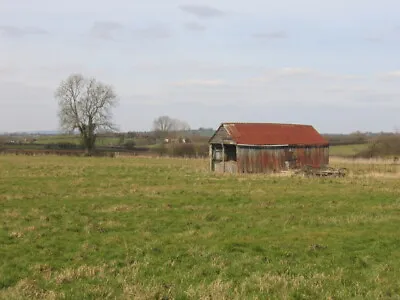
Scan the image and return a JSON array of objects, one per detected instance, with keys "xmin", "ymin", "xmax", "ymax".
[{"xmin": 1, "ymin": 0, "xmax": 400, "ymax": 133}]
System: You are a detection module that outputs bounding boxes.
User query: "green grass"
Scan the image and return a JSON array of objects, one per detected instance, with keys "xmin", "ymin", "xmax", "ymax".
[
  {"xmin": 1, "ymin": 156, "xmax": 400, "ymax": 299},
  {"xmin": 330, "ymin": 144, "xmax": 368, "ymax": 157},
  {"xmin": 35, "ymin": 135, "xmax": 120, "ymax": 146}
]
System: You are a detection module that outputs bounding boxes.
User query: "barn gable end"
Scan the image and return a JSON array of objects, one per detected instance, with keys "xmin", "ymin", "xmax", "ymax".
[{"xmin": 209, "ymin": 124, "xmax": 234, "ymax": 144}]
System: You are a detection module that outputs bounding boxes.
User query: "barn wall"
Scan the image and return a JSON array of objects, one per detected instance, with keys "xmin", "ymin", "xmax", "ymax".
[
  {"xmin": 236, "ymin": 145, "xmax": 329, "ymax": 173},
  {"xmin": 294, "ymin": 146, "xmax": 329, "ymax": 168}
]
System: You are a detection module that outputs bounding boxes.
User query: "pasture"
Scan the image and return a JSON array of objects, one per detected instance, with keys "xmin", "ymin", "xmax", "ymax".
[
  {"xmin": 329, "ymin": 144, "xmax": 368, "ymax": 157},
  {"xmin": 1, "ymin": 155, "xmax": 400, "ymax": 299},
  {"xmin": 34, "ymin": 135, "xmax": 121, "ymax": 147}
]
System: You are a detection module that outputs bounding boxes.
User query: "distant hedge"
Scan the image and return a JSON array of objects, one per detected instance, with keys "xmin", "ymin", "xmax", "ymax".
[
  {"xmin": 153, "ymin": 143, "xmax": 209, "ymax": 158},
  {"xmin": 355, "ymin": 135, "xmax": 400, "ymax": 159},
  {"xmin": 44, "ymin": 142, "xmax": 82, "ymax": 150}
]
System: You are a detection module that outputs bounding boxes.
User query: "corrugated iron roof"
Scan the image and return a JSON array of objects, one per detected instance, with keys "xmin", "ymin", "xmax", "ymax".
[{"xmin": 221, "ymin": 122, "xmax": 328, "ymax": 146}]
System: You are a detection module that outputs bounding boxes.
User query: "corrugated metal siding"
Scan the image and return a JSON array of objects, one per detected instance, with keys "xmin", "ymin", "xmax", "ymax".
[{"xmin": 237, "ymin": 146, "xmax": 329, "ymax": 173}]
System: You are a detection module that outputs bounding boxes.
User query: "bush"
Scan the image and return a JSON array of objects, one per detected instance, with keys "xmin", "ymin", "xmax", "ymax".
[
  {"xmin": 123, "ymin": 141, "xmax": 136, "ymax": 150},
  {"xmin": 152, "ymin": 143, "xmax": 209, "ymax": 158},
  {"xmin": 154, "ymin": 144, "xmax": 168, "ymax": 156},
  {"xmin": 135, "ymin": 137, "xmax": 156, "ymax": 146},
  {"xmin": 355, "ymin": 135, "xmax": 400, "ymax": 158},
  {"xmin": 0, "ymin": 136, "xmax": 5, "ymax": 149},
  {"xmin": 194, "ymin": 144, "xmax": 209, "ymax": 158},
  {"xmin": 169, "ymin": 144, "xmax": 196, "ymax": 157},
  {"xmin": 323, "ymin": 133, "xmax": 368, "ymax": 145},
  {"xmin": 44, "ymin": 143, "xmax": 80, "ymax": 150}
]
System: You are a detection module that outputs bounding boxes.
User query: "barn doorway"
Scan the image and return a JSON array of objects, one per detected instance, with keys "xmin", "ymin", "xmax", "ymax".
[
  {"xmin": 285, "ymin": 148, "xmax": 298, "ymax": 169},
  {"xmin": 211, "ymin": 143, "xmax": 238, "ymax": 173},
  {"xmin": 224, "ymin": 144, "xmax": 237, "ymax": 161}
]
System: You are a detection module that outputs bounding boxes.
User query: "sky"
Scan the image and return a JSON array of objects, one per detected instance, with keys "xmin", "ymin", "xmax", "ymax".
[{"xmin": 1, "ymin": 0, "xmax": 400, "ymax": 133}]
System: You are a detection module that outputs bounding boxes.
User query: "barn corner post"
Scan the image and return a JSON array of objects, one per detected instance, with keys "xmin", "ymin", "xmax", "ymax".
[
  {"xmin": 236, "ymin": 145, "xmax": 239, "ymax": 174},
  {"xmin": 221, "ymin": 143, "xmax": 225, "ymax": 173},
  {"xmin": 209, "ymin": 144, "xmax": 213, "ymax": 171}
]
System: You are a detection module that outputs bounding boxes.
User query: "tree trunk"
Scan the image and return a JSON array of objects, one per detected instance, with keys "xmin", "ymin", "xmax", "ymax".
[
  {"xmin": 80, "ymin": 120, "xmax": 97, "ymax": 156},
  {"xmin": 85, "ymin": 135, "xmax": 96, "ymax": 156}
]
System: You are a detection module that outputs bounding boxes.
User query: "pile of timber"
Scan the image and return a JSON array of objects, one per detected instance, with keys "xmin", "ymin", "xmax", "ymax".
[{"xmin": 295, "ymin": 165, "xmax": 348, "ymax": 178}]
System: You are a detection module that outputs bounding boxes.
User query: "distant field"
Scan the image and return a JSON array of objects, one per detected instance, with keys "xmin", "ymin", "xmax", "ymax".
[
  {"xmin": 35, "ymin": 135, "xmax": 120, "ymax": 146},
  {"xmin": 329, "ymin": 143, "xmax": 368, "ymax": 157},
  {"xmin": 1, "ymin": 155, "xmax": 400, "ymax": 299},
  {"xmin": 13, "ymin": 134, "xmax": 371, "ymax": 158}
]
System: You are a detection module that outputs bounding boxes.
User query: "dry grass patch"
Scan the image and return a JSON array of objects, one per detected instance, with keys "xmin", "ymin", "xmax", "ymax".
[
  {"xmin": 97, "ymin": 204, "xmax": 135, "ymax": 213},
  {"xmin": 308, "ymin": 214, "xmax": 400, "ymax": 226},
  {"xmin": 122, "ymin": 283, "xmax": 171, "ymax": 300},
  {"xmin": 2, "ymin": 209, "xmax": 21, "ymax": 219},
  {"xmin": 0, "ymin": 279, "xmax": 62, "ymax": 300},
  {"xmin": 8, "ymin": 231, "xmax": 24, "ymax": 239},
  {"xmin": 53, "ymin": 265, "xmax": 109, "ymax": 285},
  {"xmin": 98, "ymin": 220, "xmax": 126, "ymax": 229}
]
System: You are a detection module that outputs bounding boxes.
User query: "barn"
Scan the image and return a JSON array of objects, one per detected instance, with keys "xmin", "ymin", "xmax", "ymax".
[{"xmin": 209, "ymin": 122, "xmax": 329, "ymax": 173}]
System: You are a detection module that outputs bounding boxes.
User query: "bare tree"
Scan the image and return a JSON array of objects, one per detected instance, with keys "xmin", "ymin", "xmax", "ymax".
[
  {"xmin": 153, "ymin": 116, "xmax": 175, "ymax": 133},
  {"xmin": 152, "ymin": 116, "xmax": 190, "ymax": 138},
  {"xmin": 55, "ymin": 74, "xmax": 118, "ymax": 155},
  {"xmin": 174, "ymin": 120, "xmax": 191, "ymax": 132}
]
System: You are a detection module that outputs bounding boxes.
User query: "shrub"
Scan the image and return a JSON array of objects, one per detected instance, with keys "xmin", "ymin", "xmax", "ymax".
[
  {"xmin": 154, "ymin": 144, "xmax": 168, "ymax": 156},
  {"xmin": 355, "ymin": 135, "xmax": 400, "ymax": 158},
  {"xmin": 324, "ymin": 132, "xmax": 368, "ymax": 146},
  {"xmin": 194, "ymin": 144, "xmax": 209, "ymax": 158},
  {"xmin": 0, "ymin": 136, "xmax": 5, "ymax": 150},
  {"xmin": 44, "ymin": 143, "xmax": 80, "ymax": 150},
  {"xmin": 169, "ymin": 144, "xmax": 196, "ymax": 157},
  {"xmin": 123, "ymin": 141, "xmax": 136, "ymax": 150}
]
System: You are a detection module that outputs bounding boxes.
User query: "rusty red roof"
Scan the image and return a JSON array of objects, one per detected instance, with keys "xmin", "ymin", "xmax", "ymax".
[{"xmin": 221, "ymin": 122, "xmax": 328, "ymax": 146}]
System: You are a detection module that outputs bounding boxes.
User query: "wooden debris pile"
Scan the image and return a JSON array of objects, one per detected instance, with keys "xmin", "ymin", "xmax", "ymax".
[{"xmin": 294, "ymin": 165, "xmax": 348, "ymax": 178}]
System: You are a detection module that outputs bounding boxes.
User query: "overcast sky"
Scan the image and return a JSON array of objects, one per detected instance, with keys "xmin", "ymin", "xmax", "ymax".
[{"xmin": 1, "ymin": 0, "xmax": 400, "ymax": 133}]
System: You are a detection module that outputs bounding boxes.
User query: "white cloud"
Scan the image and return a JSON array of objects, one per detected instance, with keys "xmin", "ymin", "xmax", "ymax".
[
  {"xmin": 364, "ymin": 35, "xmax": 384, "ymax": 43},
  {"xmin": 252, "ymin": 31, "xmax": 287, "ymax": 39},
  {"xmin": 279, "ymin": 67, "xmax": 314, "ymax": 76},
  {"xmin": 379, "ymin": 70, "xmax": 400, "ymax": 80},
  {"xmin": 248, "ymin": 68, "xmax": 316, "ymax": 83},
  {"xmin": 172, "ymin": 79, "xmax": 227, "ymax": 87},
  {"xmin": 0, "ymin": 25, "xmax": 48, "ymax": 37},
  {"xmin": 133, "ymin": 25, "xmax": 172, "ymax": 39},
  {"xmin": 183, "ymin": 22, "xmax": 206, "ymax": 31},
  {"xmin": 90, "ymin": 21, "xmax": 124, "ymax": 40},
  {"xmin": 248, "ymin": 68, "xmax": 367, "ymax": 84},
  {"xmin": 179, "ymin": 5, "xmax": 226, "ymax": 18},
  {"xmin": 161, "ymin": 67, "xmax": 400, "ymax": 113}
]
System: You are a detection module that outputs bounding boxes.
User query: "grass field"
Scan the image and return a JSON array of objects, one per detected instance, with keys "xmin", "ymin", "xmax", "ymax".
[
  {"xmin": 34, "ymin": 135, "xmax": 120, "ymax": 146},
  {"xmin": 329, "ymin": 144, "xmax": 368, "ymax": 157},
  {"xmin": 1, "ymin": 156, "xmax": 400, "ymax": 299}
]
